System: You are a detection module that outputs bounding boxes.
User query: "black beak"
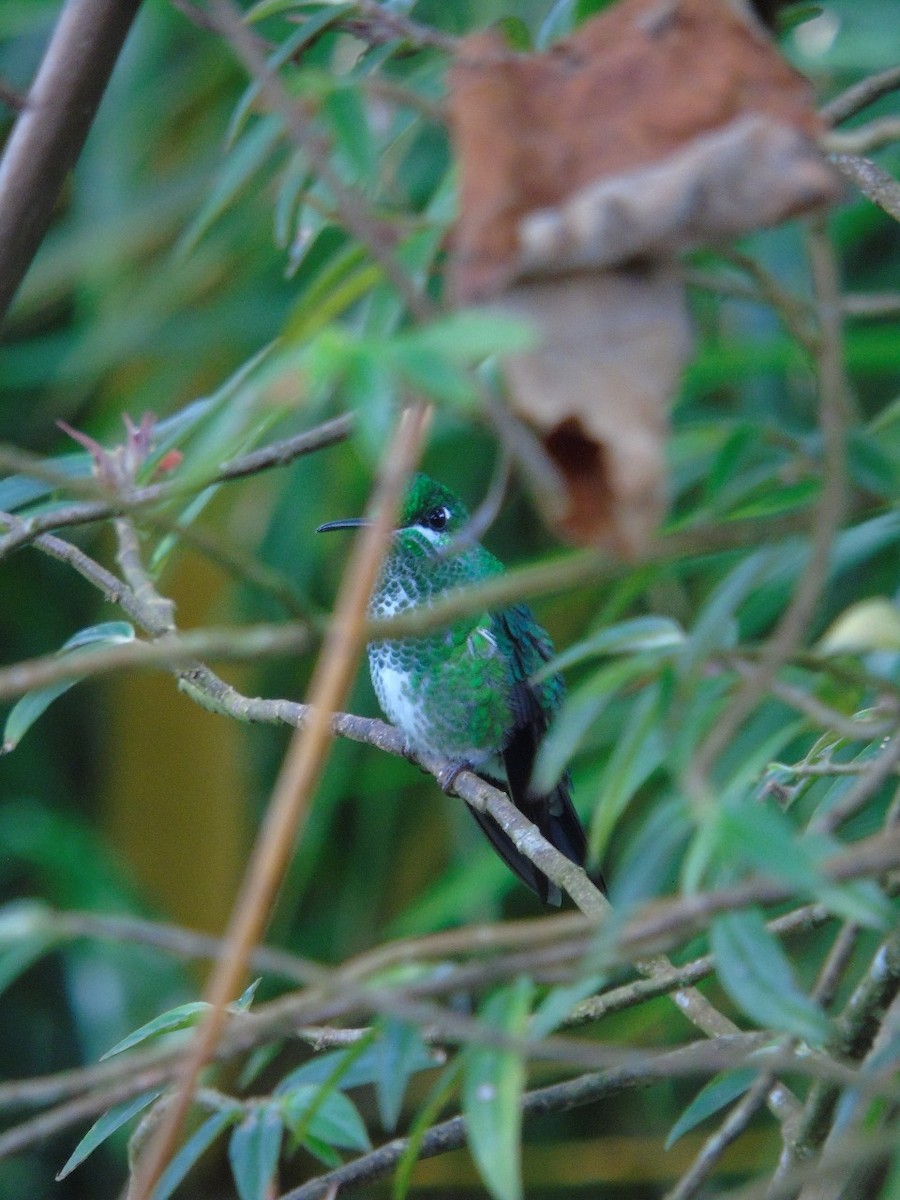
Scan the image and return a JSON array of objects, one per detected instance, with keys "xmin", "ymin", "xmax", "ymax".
[{"xmin": 316, "ymin": 518, "xmax": 371, "ymax": 533}]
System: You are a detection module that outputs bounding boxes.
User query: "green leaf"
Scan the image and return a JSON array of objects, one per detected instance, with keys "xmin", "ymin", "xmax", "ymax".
[
  {"xmin": 323, "ymin": 86, "xmax": 375, "ymax": 178},
  {"xmin": 529, "ymin": 972, "xmax": 608, "ymax": 1039},
  {"xmin": 532, "ymin": 655, "xmax": 655, "ymax": 794},
  {"xmin": 819, "ymin": 598, "xmax": 900, "ymax": 653},
  {"xmin": 718, "ymin": 802, "xmax": 891, "ymax": 927},
  {"xmin": 462, "ymin": 978, "xmax": 533, "ymax": 1200},
  {"xmin": 375, "ymin": 1018, "xmax": 431, "ymax": 1132},
  {"xmin": 154, "ymin": 1106, "xmax": 241, "ymax": 1200},
  {"xmin": 537, "ymin": 615, "xmax": 684, "ymax": 677},
  {"xmin": 401, "ymin": 310, "xmax": 537, "ymax": 364},
  {"xmin": 0, "ymin": 934, "xmax": 58, "ymax": 998},
  {"xmin": 393, "ymin": 1058, "xmax": 463, "ymax": 1200},
  {"xmin": 229, "ymin": 1107, "xmax": 283, "ymax": 1200},
  {"xmin": 56, "ymin": 1088, "xmax": 165, "ymax": 1180},
  {"xmin": 679, "ymin": 548, "xmax": 787, "ymax": 677},
  {"xmin": 281, "ymin": 1083, "xmax": 371, "ymax": 1151},
  {"xmin": 666, "ymin": 1069, "xmax": 757, "ymax": 1149},
  {"xmin": 176, "ymin": 115, "xmax": 284, "ymax": 256},
  {"xmin": 711, "ymin": 908, "xmax": 831, "ymax": 1045},
  {"xmin": 588, "ymin": 683, "xmax": 665, "ymax": 859},
  {"xmin": 100, "ymin": 1002, "xmax": 210, "ymax": 1059},
  {"xmin": 227, "ymin": 11, "xmax": 352, "ymax": 144},
  {"xmin": 235, "ymin": 978, "xmax": 262, "ymax": 1011},
  {"xmin": 3, "ymin": 622, "xmax": 135, "ymax": 753},
  {"xmin": 390, "ymin": 342, "xmax": 478, "ymax": 407}
]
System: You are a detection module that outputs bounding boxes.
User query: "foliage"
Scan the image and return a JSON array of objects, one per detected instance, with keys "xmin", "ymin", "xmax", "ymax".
[{"xmin": 0, "ymin": 1, "xmax": 899, "ymax": 1198}]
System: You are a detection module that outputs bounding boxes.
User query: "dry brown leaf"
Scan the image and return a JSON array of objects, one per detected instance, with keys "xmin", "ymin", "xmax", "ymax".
[
  {"xmin": 448, "ymin": 0, "xmax": 839, "ymax": 553},
  {"xmin": 497, "ymin": 270, "xmax": 691, "ymax": 554}
]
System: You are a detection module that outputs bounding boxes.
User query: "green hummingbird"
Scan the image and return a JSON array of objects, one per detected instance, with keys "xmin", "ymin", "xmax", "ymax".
[{"xmin": 318, "ymin": 474, "xmax": 596, "ymax": 905}]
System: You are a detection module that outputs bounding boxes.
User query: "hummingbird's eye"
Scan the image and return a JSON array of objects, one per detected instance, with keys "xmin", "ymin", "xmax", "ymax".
[{"xmin": 425, "ymin": 505, "xmax": 449, "ymax": 531}]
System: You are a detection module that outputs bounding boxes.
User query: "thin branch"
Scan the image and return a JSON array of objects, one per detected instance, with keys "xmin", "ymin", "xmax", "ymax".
[
  {"xmin": 0, "ymin": 622, "xmax": 311, "ymax": 702},
  {"xmin": 842, "ymin": 291, "xmax": 900, "ymax": 317},
  {"xmin": 779, "ymin": 930, "xmax": 900, "ymax": 1179},
  {"xmin": 275, "ymin": 1036, "xmax": 825, "ymax": 1200},
  {"xmin": 338, "ymin": 0, "xmax": 458, "ymax": 53},
  {"xmin": 822, "ymin": 64, "xmax": 900, "ymax": 126},
  {"xmin": 824, "ymin": 116, "xmax": 900, "ymax": 155},
  {"xmin": 0, "ymin": 414, "xmax": 353, "ymax": 559},
  {"xmin": 665, "ymin": 1068, "xmax": 776, "ymax": 1200},
  {"xmin": 0, "ymin": 0, "xmax": 143, "ymax": 325},
  {"xmin": 832, "ymin": 153, "xmax": 900, "ymax": 223},
  {"xmin": 809, "ymin": 730, "xmax": 900, "ymax": 836}
]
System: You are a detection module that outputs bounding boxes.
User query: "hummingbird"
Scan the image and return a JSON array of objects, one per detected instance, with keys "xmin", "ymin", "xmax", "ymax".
[{"xmin": 317, "ymin": 474, "xmax": 596, "ymax": 905}]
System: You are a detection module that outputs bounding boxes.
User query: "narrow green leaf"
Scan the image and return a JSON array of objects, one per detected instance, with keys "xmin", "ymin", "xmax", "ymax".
[
  {"xmin": 323, "ymin": 87, "xmax": 375, "ymax": 178},
  {"xmin": 393, "ymin": 1059, "xmax": 462, "ymax": 1200},
  {"xmin": 390, "ymin": 342, "xmax": 478, "ymax": 407},
  {"xmin": 100, "ymin": 1002, "xmax": 210, "ymax": 1059},
  {"xmin": 711, "ymin": 908, "xmax": 831, "ymax": 1045},
  {"xmin": 375, "ymin": 1018, "xmax": 431, "ymax": 1131},
  {"xmin": 719, "ymin": 802, "xmax": 891, "ymax": 927},
  {"xmin": 401, "ymin": 311, "xmax": 536, "ymax": 364},
  {"xmin": 235, "ymin": 979, "xmax": 262, "ymax": 1011},
  {"xmin": 227, "ymin": 13, "xmax": 351, "ymax": 145},
  {"xmin": 532, "ymin": 655, "xmax": 654, "ymax": 794},
  {"xmin": 154, "ymin": 1107, "xmax": 240, "ymax": 1200},
  {"xmin": 282, "ymin": 1084, "xmax": 371, "ymax": 1152},
  {"xmin": 56, "ymin": 1088, "xmax": 165, "ymax": 1180},
  {"xmin": 588, "ymin": 683, "xmax": 664, "ymax": 859},
  {"xmin": 666, "ymin": 1069, "xmax": 757, "ymax": 1149},
  {"xmin": 679, "ymin": 548, "xmax": 785, "ymax": 678},
  {"xmin": 176, "ymin": 115, "xmax": 283, "ymax": 256},
  {"xmin": 228, "ymin": 1107, "xmax": 283, "ymax": 1200},
  {"xmin": 3, "ymin": 622, "xmax": 135, "ymax": 752},
  {"xmin": 462, "ymin": 978, "xmax": 533, "ymax": 1200},
  {"xmin": 537, "ymin": 615, "xmax": 684, "ymax": 678},
  {"xmin": 0, "ymin": 934, "xmax": 58, "ymax": 998}
]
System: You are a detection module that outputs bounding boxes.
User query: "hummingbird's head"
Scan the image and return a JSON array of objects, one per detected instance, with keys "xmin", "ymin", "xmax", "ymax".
[
  {"xmin": 396, "ymin": 475, "xmax": 468, "ymax": 552},
  {"xmin": 317, "ymin": 474, "xmax": 470, "ymax": 558}
]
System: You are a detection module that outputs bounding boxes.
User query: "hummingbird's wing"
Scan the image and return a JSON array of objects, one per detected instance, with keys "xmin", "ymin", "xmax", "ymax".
[{"xmin": 471, "ymin": 606, "xmax": 595, "ymax": 906}]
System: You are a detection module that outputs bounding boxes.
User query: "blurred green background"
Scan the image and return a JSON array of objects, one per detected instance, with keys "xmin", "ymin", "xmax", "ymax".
[{"xmin": 0, "ymin": 0, "xmax": 898, "ymax": 1195}]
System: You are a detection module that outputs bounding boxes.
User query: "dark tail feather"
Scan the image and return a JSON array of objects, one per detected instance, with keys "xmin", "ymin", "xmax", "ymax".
[
  {"xmin": 470, "ymin": 777, "xmax": 604, "ymax": 906},
  {"xmin": 468, "ymin": 805, "xmax": 560, "ymax": 904}
]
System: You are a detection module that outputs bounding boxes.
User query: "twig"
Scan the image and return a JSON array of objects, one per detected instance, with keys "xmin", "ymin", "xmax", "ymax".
[
  {"xmin": 831, "ymin": 153, "xmax": 900, "ymax": 223},
  {"xmin": 808, "ymin": 730, "xmax": 900, "ymax": 835},
  {"xmin": 777, "ymin": 930, "xmax": 900, "ymax": 1183},
  {"xmin": 128, "ymin": 404, "xmax": 431, "ymax": 1199},
  {"xmin": 0, "ymin": 622, "xmax": 311, "ymax": 702},
  {"xmin": 279, "ymin": 1035, "xmax": 774, "ymax": 1200},
  {"xmin": 339, "ymin": 0, "xmax": 458, "ymax": 54},
  {"xmin": 0, "ymin": 414, "xmax": 353, "ymax": 559},
  {"xmin": 824, "ymin": 117, "xmax": 900, "ymax": 155},
  {"xmin": 822, "ymin": 64, "xmax": 900, "ymax": 126},
  {"xmin": 665, "ymin": 1069, "xmax": 776, "ymax": 1200},
  {"xmin": 842, "ymin": 291, "xmax": 900, "ymax": 317},
  {"xmin": 0, "ymin": 0, "xmax": 143, "ymax": 324}
]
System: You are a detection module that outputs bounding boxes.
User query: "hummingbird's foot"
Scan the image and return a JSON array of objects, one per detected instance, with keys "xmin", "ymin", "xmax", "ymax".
[{"xmin": 435, "ymin": 759, "xmax": 470, "ymax": 794}]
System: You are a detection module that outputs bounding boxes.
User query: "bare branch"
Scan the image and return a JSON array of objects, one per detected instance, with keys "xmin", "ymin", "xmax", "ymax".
[
  {"xmin": 832, "ymin": 153, "xmax": 900, "ymax": 222},
  {"xmin": 824, "ymin": 116, "xmax": 900, "ymax": 155},
  {"xmin": 0, "ymin": 414, "xmax": 353, "ymax": 559},
  {"xmin": 822, "ymin": 64, "xmax": 900, "ymax": 126},
  {"xmin": 0, "ymin": 0, "xmax": 143, "ymax": 325}
]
